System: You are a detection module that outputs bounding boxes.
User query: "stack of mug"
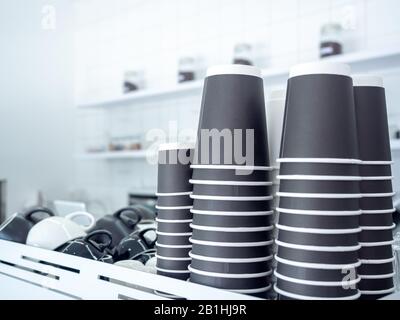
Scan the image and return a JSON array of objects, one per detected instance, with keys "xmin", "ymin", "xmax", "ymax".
[
  {"xmin": 155, "ymin": 143, "xmax": 194, "ymax": 283},
  {"xmin": 274, "ymin": 62, "xmax": 362, "ymax": 300},
  {"xmin": 353, "ymin": 75, "xmax": 396, "ymax": 300},
  {"xmin": 188, "ymin": 65, "xmax": 275, "ymax": 298}
]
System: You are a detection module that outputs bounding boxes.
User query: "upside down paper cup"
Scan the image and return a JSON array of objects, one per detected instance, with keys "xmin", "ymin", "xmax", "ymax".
[
  {"xmin": 191, "ymin": 166, "xmax": 271, "ymax": 182},
  {"xmin": 279, "ymin": 162, "xmax": 360, "ymax": 177},
  {"xmin": 279, "ymin": 179, "xmax": 360, "ymax": 194},
  {"xmin": 192, "ymin": 197, "xmax": 273, "ymax": 212},
  {"xmin": 278, "ymin": 196, "xmax": 360, "ymax": 211},
  {"xmin": 192, "ymin": 211, "xmax": 273, "ymax": 228},
  {"xmin": 192, "ymin": 183, "xmax": 272, "ymax": 197}
]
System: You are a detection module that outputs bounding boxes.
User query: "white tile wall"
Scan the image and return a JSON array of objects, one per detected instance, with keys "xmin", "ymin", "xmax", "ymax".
[{"xmin": 73, "ymin": 0, "xmax": 400, "ymax": 212}]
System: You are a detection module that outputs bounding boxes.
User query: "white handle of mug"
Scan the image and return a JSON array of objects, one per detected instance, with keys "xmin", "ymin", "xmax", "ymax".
[{"xmin": 65, "ymin": 211, "xmax": 95, "ymax": 231}]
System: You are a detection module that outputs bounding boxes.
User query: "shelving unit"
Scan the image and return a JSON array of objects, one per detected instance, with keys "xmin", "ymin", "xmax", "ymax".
[
  {"xmin": 77, "ymin": 47, "xmax": 400, "ymax": 110},
  {"xmin": 75, "ymin": 150, "xmax": 154, "ymax": 160}
]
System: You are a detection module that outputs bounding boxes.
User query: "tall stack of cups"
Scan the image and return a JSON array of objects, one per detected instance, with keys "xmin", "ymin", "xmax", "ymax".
[
  {"xmin": 189, "ymin": 65, "xmax": 275, "ymax": 298},
  {"xmin": 274, "ymin": 62, "xmax": 362, "ymax": 300},
  {"xmin": 156, "ymin": 143, "xmax": 194, "ymax": 283},
  {"xmin": 353, "ymin": 75, "xmax": 396, "ymax": 300}
]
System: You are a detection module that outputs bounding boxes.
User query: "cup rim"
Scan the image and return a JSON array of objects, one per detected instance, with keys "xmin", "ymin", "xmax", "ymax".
[
  {"xmin": 156, "ymin": 205, "xmax": 193, "ymax": 210},
  {"xmin": 190, "ymin": 238, "xmax": 274, "ymax": 247},
  {"xmin": 277, "ymin": 175, "xmax": 362, "ymax": 181},
  {"xmin": 362, "ymin": 176, "xmax": 393, "ymax": 181},
  {"xmin": 360, "ymin": 257, "xmax": 395, "ymax": 265},
  {"xmin": 156, "ymin": 231, "xmax": 192, "ymax": 237},
  {"xmin": 189, "ymin": 179, "xmax": 273, "ymax": 186},
  {"xmin": 191, "ymin": 209, "xmax": 274, "ymax": 217},
  {"xmin": 361, "ymin": 161, "xmax": 394, "ymax": 165},
  {"xmin": 360, "ymin": 288, "xmax": 395, "ymax": 296},
  {"xmin": 360, "ymin": 224, "xmax": 396, "ymax": 231},
  {"xmin": 156, "ymin": 242, "xmax": 192, "ymax": 249},
  {"xmin": 361, "ymin": 192, "xmax": 396, "ymax": 198},
  {"xmin": 274, "ymin": 270, "xmax": 361, "ymax": 287},
  {"xmin": 275, "ymin": 239, "xmax": 361, "ymax": 252},
  {"xmin": 156, "ymin": 267, "xmax": 190, "ymax": 274},
  {"xmin": 276, "ymin": 223, "xmax": 361, "ymax": 235},
  {"xmin": 352, "ymin": 74, "xmax": 384, "ymax": 88},
  {"xmin": 276, "ymin": 207, "xmax": 362, "ymax": 217},
  {"xmin": 191, "ymin": 194, "xmax": 274, "ymax": 201},
  {"xmin": 362, "ymin": 208, "xmax": 396, "ymax": 214},
  {"xmin": 188, "ymin": 265, "xmax": 272, "ymax": 279},
  {"xmin": 153, "ymin": 290, "xmax": 184, "ymax": 299},
  {"xmin": 274, "ymin": 285, "xmax": 361, "ymax": 301},
  {"xmin": 206, "ymin": 64, "xmax": 262, "ymax": 79},
  {"xmin": 155, "ymin": 254, "xmax": 191, "ymax": 261},
  {"xmin": 278, "ymin": 158, "xmax": 362, "ymax": 164},
  {"xmin": 359, "ymin": 273, "xmax": 395, "ymax": 280},
  {"xmin": 277, "ymin": 192, "xmax": 362, "ymax": 199},
  {"xmin": 189, "ymin": 251, "xmax": 273, "ymax": 263},
  {"xmin": 275, "ymin": 255, "xmax": 362, "ymax": 270},
  {"xmin": 230, "ymin": 285, "xmax": 272, "ymax": 294},
  {"xmin": 190, "ymin": 223, "xmax": 274, "ymax": 233},
  {"xmin": 156, "ymin": 218, "xmax": 193, "ymax": 224},
  {"xmin": 158, "ymin": 142, "xmax": 195, "ymax": 151},
  {"xmin": 156, "ymin": 192, "xmax": 192, "ymax": 197},
  {"xmin": 359, "ymin": 240, "xmax": 395, "ymax": 247},
  {"xmin": 191, "ymin": 165, "xmax": 273, "ymax": 171},
  {"xmin": 289, "ymin": 61, "xmax": 351, "ymax": 79}
]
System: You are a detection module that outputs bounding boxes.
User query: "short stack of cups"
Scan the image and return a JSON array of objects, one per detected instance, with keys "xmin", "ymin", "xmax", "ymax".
[
  {"xmin": 189, "ymin": 65, "xmax": 275, "ymax": 298},
  {"xmin": 156, "ymin": 143, "xmax": 194, "ymax": 283},
  {"xmin": 353, "ymin": 75, "xmax": 396, "ymax": 300},
  {"xmin": 274, "ymin": 62, "xmax": 362, "ymax": 300},
  {"xmin": 266, "ymin": 88, "xmax": 287, "ymax": 298}
]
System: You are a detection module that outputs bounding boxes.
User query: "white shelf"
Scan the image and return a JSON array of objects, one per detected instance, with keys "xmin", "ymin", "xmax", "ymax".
[
  {"xmin": 75, "ymin": 150, "xmax": 154, "ymax": 160},
  {"xmin": 77, "ymin": 47, "xmax": 400, "ymax": 109}
]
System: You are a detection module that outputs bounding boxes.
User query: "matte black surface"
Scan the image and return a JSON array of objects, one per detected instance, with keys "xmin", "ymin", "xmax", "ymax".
[
  {"xmin": 358, "ymin": 278, "xmax": 394, "ymax": 291},
  {"xmin": 279, "ymin": 162, "xmax": 360, "ymax": 176},
  {"xmin": 360, "ymin": 180, "xmax": 393, "ymax": 194},
  {"xmin": 278, "ymin": 212, "xmax": 360, "ymax": 229},
  {"xmin": 157, "ymin": 221, "xmax": 192, "ymax": 233},
  {"xmin": 360, "ymin": 196, "xmax": 394, "ymax": 211},
  {"xmin": 194, "ymin": 74, "xmax": 270, "ymax": 166},
  {"xmin": 191, "ymin": 258, "xmax": 271, "ymax": 274},
  {"xmin": 190, "ymin": 272, "xmax": 271, "ymax": 290},
  {"xmin": 358, "ymin": 262, "xmax": 394, "ymax": 276},
  {"xmin": 277, "ymin": 229, "xmax": 360, "ymax": 247},
  {"xmin": 354, "ymin": 86, "xmax": 391, "ymax": 162},
  {"xmin": 193, "ymin": 198, "xmax": 272, "ymax": 212},
  {"xmin": 360, "ymin": 165, "xmax": 392, "ymax": 177},
  {"xmin": 192, "ymin": 168, "xmax": 270, "ymax": 182},
  {"xmin": 191, "ymin": 243, "xmax": 272, "ymax": 259},
  {"xmin": 192, "ymin": 213, "xmax": 272, "ymax": 228},
  {"xmin": 157, "ymin": 195, "xmax": 193, "ymax": 207},
  {"xmin": 279, "ymin": 179, "xmax": 360, "ymax": 194},
  {"xmin": 156, "ymin": 258, "xmax": 191, "ymax": 270},
  {"xmin": 360, "ymin": 213, "xmax": 394, "ymax": 227},
  {"xmin": 280, "ymin": 74, "xmax": 359, "ymax": 159},
  {"xmin": 359, "ymin": 229, "xmax": 394, "ymax": 243},
  {"xmin": 157, "ymin": 234, "xmax": 192, "ymax": 246},
  {"xmin": 278, "ymin": 196, "xmax": 360, "ymax": 211},
  {"xmin": 359, "ymin": 245, "xmax": 394, "ymax": 260},
  {"xmin": 192, "ymin": 228, "xmax": 273, "ymax": 243},
  {"xmin": 192, "ymin": 184, "xmax": 271, "ymax": 197},
  {"xmin": 157, "ymin": 208, "xmax": 192, "ymax": 220},
  {"xmin": 157, "ymin": 270, "xmax": 190, "ymax": 281},
  {"xmin": 156, "ymin": 245, "xmax": 191, "ymax": 258}
]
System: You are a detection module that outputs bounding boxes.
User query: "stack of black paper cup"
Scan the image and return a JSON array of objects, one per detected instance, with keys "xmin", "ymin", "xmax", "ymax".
[
  {"xmin": 353, "ymin": 75, "xmax": 396, "ymax": 300},
  {"xmin": 155, "ymin": 143, "xmax": 194, "ymax": 282},
  {"xmin": 189, "ymin": 65, "xmax": 275, "ymax": 298},
  {"xmin": 274, "ymin": 62, "xmax": 362, "ymax": 300}
]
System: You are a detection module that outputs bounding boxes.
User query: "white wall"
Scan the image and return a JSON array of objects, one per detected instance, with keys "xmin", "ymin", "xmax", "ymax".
[
  {"xmin": 73, "ymin": 0, "xmax": 400, "ymax": 212},
  {"xmin": 0, "ymin": 0, "xmax": 75, "ymax": 215}
]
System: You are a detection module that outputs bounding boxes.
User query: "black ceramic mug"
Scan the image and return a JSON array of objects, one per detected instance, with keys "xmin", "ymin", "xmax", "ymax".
[{"xmin": 114, "ymin": 228, "xmax": 156, "ymax": 261}]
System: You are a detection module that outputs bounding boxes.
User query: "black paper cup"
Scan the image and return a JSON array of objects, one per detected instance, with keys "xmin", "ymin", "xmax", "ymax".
[
  {"xmin": 277, "ymin": 229, "xmax": 360, "ymax": 247},
  {"xmin": 279, "ymin": 179, "xmax": 360, "ymax": 194},
  {"xmin": 192, "ymin": 183, "xmax": 271, "ymax": 197},
  {"xmin": 278, "ymin": 196, "xmax": 360, "ymax": 211},
  {"xmin": 157, "ymin": 144, "xmax": 194, "ymax": 193},
  {"xmin": 360, "ymin": 179, "xmax": 393, "ymax": 194},
  {"xmin": 360, "ymin": 165, "xmax": 392, "ymax": 177},
  {"xmin": 157, "ymin": 194, "xmax": 193, "ymax": 207},
  {"xmin": 190, "ymin": 255, "xmax": 272, "ymax": 274},
  {"xmin": 276, "ymin": 244, "xmax": 359, "ymax": 265},
  {"xmin": 359, "ymin": 245, "xmax": 394, "ymax": 260},
  {"xmin": 157, "ymin": 269, "xmax": 190, "ymax": 281},
  {"xmin": 192, "ymin": 212, "xmax": 272, "ymax": 228},
  {"xmin": 277, "ymin": 212, "xmax": 360, "ymax": 229},
  {"xmin": 194, "ymin": 65, "xmax": 269, "ymax": 166},
  {"xmin": 359, "ymin": 278, "xmax": 394, "ymax": 292},
  {"xmin": 275, "ymin": 278, "xmax": 359, "ymax": 299},
  {"xmin": 360, "ymin": 212, "xmax": 394, "ymax": 227},
  {"xmin": 156, "ymin": 207, "xmax": 193, "ymax": 220},
  {"xmin": 156, "ymin": 233, "xmax": 192, "ymax": 246},
  {"xmin": 191, "ymin": 240, "xmax": 273, "ymax": 259},
  {"xmin": 279, "ymin": 162, "xmax": 360, "ymax": 177},
  {"xmin": 360, "ymin": 292, "xmax": 394, "ymax": 300},
  {"xmin": 156, "ymin": 220, "xmax": 192, "ymax": 234},
  {"xmin": 193, "ymin": 198, "xmax": 272, "ymax": 212},
  {"xmin": 156, "ymin": 256, "xmax": 191, "ymax": 270},
  {"xmin": 360, "ymin": 196, "xmax": 394, "ymax": 211},
  {"xmin": 189, "ymin": 266, "xmax": 272, "ymax": 290},
  {"xmin": 359, "ymin": 227, "xmax": 395, "ymax": 243},
  {"xmin": 156, "ymin": 245, "xmax": 192, "ymax": 258},
  {"xmin": 191, "ymin": 167, "xmax": 271, "ymax": 182},
  {"xmin": 358, "ymin": 262, "xmax": 394, "ymax": 276},
  {"xmin": 191, "ymin": 225, "xmax": 274, "ymax": 243},
  {"xmin": 276, "ymin": 261, "xmax": 358, "ymax": 282},
  {"xmin": 353, "ymin": 76, "xmax": 391, "ymax": 162}
]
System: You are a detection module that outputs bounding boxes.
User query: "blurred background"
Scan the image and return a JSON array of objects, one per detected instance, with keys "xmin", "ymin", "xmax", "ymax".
[{"xmin": 0, "ymin": 0, "xmax": 400, "ymax": 220}]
